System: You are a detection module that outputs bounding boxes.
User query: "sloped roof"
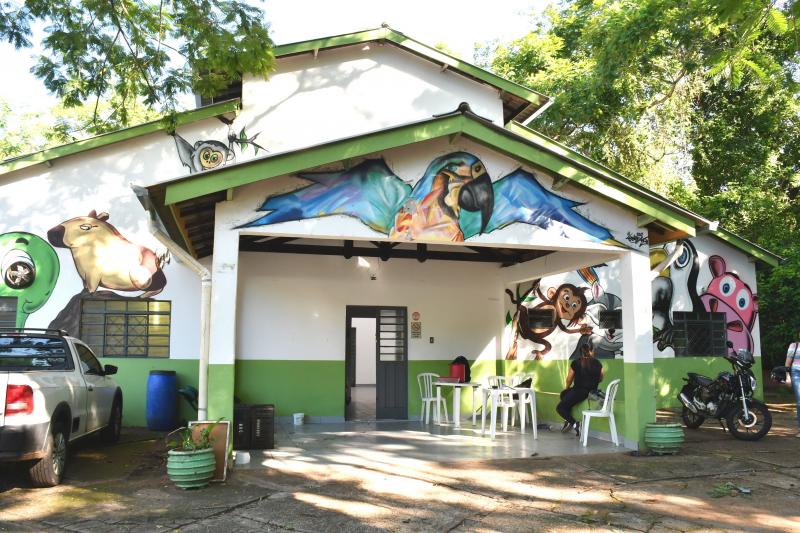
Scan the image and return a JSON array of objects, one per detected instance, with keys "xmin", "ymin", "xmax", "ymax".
[{"xmin": 0, "ymin": 99, "xmax": 241, "ymax": 177}]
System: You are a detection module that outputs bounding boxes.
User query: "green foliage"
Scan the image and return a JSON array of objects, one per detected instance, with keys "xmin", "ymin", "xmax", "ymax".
[
  {"xmin": 167, "ymin": 419, "xmax": 220, "ymax": 451},
  {"xmin": 0, "ymin": 97, "xmax": 158, "ymax": 159},
  {"xmin": 0, "ymin": 0, "xmax": 275, "ymax": 127},
  {"xmin": 486, "ymin": 0, "xmax": 799, "ymax": 362}
]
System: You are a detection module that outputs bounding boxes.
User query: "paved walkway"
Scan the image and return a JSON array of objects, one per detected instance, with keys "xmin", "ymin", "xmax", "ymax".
[{"xmin": 1, "ymin": 403, "xmax": 799, "ymax": 532}]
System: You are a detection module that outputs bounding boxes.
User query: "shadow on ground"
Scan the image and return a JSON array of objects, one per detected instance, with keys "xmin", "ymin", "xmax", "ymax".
[{"xmin": 1, "ymin": 404, "xmax": 799, "ymax": 532}]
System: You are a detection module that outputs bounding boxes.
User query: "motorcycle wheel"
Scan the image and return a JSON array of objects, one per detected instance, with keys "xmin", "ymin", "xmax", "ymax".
[
  {"xmin": 681, "ymin": 407, "xmax": 705, "ymax": 429},
  {"xmin": 726, "ymin": 400, "xmax": 772, "ymax": 441}
]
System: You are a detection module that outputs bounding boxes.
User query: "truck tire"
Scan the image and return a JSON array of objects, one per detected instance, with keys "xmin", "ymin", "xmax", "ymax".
[
  {"xmin": 29, "ymin": 424, "xmax": 68, "ymax": 487},
  {"xmin": 101, "ymin": 398, "xmax": 122, "ymax": 443}
]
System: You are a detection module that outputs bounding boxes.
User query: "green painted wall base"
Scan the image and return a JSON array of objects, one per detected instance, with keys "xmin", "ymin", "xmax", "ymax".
[
  {"xmin": 102, "ymin": 358, "xmax": 199, "ymax": 427},
  {"xmin": 623, "ymin": 362, "xmax": 656, "ymax": 448},
  {"xmin": 235, "ymin": 360, "xmax": 345, "ymax": 417},
  {"xmin": 208, "ymin": 363, "xmax": 235, "ymax": 422},
  {"xmin": 107, "ymin": 353, "xmax": 748, "ymax": 447}
]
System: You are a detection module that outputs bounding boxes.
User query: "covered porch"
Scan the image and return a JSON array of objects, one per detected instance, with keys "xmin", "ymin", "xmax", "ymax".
[{"xmin": 140, "ymin": 106, "xmax": 709, "ymax": 450}]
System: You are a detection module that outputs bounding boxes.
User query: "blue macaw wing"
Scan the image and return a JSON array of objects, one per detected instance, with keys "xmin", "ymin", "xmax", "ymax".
[
  {"xmin": 238, "ymin": 159, "xmax": 412, "ymax": 234},
  {"xmin": 460, "ymin": 168, "xmax": 614, "ymax": 243}
]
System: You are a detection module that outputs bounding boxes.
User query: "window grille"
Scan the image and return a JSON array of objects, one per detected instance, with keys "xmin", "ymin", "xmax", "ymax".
[
  {"xmin": 80, "ymin": 299, "xmax": 171, "ymax": 357},
  {"xmin": 672, "ymin": 311, "xmax": 727, "ymax": 357}
]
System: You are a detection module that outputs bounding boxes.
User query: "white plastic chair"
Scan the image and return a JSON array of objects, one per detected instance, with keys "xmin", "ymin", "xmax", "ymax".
[
  {"xmin": 508, "ymin": 373, "xmax": 536, "ymax": 432},
  {"xmin": 487, "ymin": 376, "xmax": 516, "ymax": 432},
  {"xmin": 417, "ymin": 373, "xmax": 448, "ymax": 424},
  {"xmin": 581, "ymin": 379, "xmax": 621, "ymax": 446}
]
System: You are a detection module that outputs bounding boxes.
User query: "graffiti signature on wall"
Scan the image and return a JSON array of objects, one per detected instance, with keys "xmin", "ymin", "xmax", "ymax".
[
  {"xmin": 47, "ymin": 210, "xmax": 168, "ymax": 298},
  {"xmin": 239, "ymin": 152, "xmax": 623, "ymax": 246},
  {"xmin": 0, "ymin": 232, "xmax": 59, "ymax": 327}
]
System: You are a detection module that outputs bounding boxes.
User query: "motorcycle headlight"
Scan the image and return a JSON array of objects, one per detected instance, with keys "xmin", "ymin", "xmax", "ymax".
[{"xmin": 749, "ymin": 375, "xmax": 757, "ymax": 392}]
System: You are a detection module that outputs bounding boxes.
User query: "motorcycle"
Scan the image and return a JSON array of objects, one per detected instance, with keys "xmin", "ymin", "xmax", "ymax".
[{"xmin": 677, "ymin": 348, "xmax": 772, "ymax": 441}]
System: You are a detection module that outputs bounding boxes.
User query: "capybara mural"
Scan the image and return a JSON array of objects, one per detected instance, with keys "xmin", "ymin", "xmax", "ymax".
[
  {"xmin": 0, "ymin": 232, "xmax": 60, "ymax": 327},
  {"xmin": 47, "ymin": 210, "xmax": 168, "ymax": 298}
]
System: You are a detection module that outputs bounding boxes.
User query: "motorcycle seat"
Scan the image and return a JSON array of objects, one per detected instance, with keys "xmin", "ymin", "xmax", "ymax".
[{"xmin": 687, "ymin": 372, "xmax": 714, "ymax": 387}]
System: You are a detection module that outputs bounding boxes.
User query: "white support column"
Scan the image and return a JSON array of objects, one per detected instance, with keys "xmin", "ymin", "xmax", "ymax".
[
  {"xmin": 619, "ymin": 249, "xmax": 656, "ymax": 449},
  {"xmin": 207, "ymin": 201, "xmax": 240, "ymax": 421},
  {"xmin": 620, "ymin": 250, "xmax": 654, "ymax": 363}
]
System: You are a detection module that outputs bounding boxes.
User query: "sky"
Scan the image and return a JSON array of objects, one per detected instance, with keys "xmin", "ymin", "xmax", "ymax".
[{"xmin": 0, "ymin": 0, "xmax": 547, "ymax": 115}]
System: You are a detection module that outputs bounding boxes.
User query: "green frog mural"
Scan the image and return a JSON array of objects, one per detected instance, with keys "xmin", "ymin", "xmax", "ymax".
[{"xmin": 0, "ymin": 232, "xmax": 60, "ymax": 327}]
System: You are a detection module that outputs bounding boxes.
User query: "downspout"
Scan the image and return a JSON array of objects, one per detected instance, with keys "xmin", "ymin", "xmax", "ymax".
[{"xmin": 132, "ymin": 185, "xmax": 211, "ymax": 421}]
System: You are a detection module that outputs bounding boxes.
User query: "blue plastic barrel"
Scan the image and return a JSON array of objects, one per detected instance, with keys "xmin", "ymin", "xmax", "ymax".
[{"xmin": 146, "ymin": 370, "xmax": 178, "ymax": 431}]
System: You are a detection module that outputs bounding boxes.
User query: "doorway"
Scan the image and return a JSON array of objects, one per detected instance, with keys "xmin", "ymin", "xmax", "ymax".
[{"xmin": 345, "ymin": 305, "xmax": 408, "ymax": 420}]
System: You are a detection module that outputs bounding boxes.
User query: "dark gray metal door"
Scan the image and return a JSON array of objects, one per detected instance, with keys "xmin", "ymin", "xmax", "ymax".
[{"xmin": 375, "ymin": 307, "xmax": 408, "ymax": 419}]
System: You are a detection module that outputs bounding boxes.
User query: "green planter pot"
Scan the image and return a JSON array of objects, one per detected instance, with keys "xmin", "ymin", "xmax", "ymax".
[
  {"xmin": 644, "ymin": 423, "xmax": 685, "ymax": 455},
  {"xmin": 167, "ymin": 448, "xmax": 216, "ymax": 489}
]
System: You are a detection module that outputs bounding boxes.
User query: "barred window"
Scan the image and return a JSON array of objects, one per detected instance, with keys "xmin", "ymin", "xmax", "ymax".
[
  {"xmin": 80, "ymin": 300, "xmax": 171, "ymax": 358},
  {"xmin": 672, "ymin": 311, "xmax": 727, "ymax": 357},
  {"xmin": 0, "ymin": 297, "xmax": 16, "ymax": 328}
]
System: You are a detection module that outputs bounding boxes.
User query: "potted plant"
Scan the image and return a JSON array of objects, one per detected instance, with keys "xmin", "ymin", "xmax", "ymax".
[
  {"xmin": 644, "ymin": 422, "xmax": 685, "ymax": 455},
  {"xmin": 166, "ymin": 422, "xmax": 218, "ymax": 489}
]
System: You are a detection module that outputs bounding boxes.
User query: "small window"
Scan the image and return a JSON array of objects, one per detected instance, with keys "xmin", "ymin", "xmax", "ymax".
[
  {"xmin": 528, "ymin": 309, "xmax": 555, "ymax": 330},
  {"xmin": 599, "ymin": 310, "xmax": 622, "ymax": 330},
  {"xmin": 0, "ymin": 297, "xmax": 17, "ymax": 329},
  {"xmin": 672, "ymin": 311, "xmax": 727, "ymax": 357},
  {"xmin": 80, "ymin": 299, "xmax": 171, "ymax": 358}
]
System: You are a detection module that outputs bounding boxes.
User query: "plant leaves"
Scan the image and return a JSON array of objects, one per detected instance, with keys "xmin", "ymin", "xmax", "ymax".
[{"xmin": 765, "ymin": 9, "xmax": 788, "ymax": 35}]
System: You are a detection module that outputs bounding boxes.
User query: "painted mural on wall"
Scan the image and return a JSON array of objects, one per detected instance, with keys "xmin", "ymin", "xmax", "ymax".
[
  {"xmin": 504, "ymin": 239, "xmax": 760, "ymax": 361},
  {"xmin": 47, "ymin": 210, "xmax": 169, "ymax": 298},
  {"xmin": 0, "ymin": 232, "xmax": 59, "ymax": 327},
  {"xmin": 173, "ymin": 117, "xmax": 266, "ymax": 174},
  {"xmin": 650, "ymin": 240, "xmax": 758, "ymax": 356},
  {"xmin": 239, "ymin": 152, "xmax": 622, "ymax": 246},
  {"xmin": 505, "ymin": 265, "xmax": 624, "ymax": 360}
]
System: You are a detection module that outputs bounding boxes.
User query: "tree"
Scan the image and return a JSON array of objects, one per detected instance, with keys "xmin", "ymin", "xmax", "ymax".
[
  {"xmin": 485, "ymin": 0, "xmax": 800, "ymax": 365},
  {"xmin": 0, "ymin": 0, "xmax": 275, "ymax": 129}
]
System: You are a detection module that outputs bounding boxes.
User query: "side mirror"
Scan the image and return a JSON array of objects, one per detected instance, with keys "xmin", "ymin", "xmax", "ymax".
[{"xmin": 103, "ymin": 364, "xmax": 118, "ymax": 376}]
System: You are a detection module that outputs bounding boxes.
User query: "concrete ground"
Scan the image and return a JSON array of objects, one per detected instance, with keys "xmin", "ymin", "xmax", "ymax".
[{"xmin": 1, "ymin": 402, "xmax": 799, "ymax": 532}]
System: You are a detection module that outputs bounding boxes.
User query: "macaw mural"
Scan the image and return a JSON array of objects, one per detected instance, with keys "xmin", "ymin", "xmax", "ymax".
[
  {"xmin": 47, "ymin": 210, "xmax": 168, "ymax": 298},
  {"xmin": 238, "ymin": 152, "xmax": 621, "ymax": 245},
  {"xmin": 0, "ymin": 232, "xmax": 60, "ymax": 327},
  {"xmin": 173, "ymin": 116, "xmax": 266, "ymax": 174}
]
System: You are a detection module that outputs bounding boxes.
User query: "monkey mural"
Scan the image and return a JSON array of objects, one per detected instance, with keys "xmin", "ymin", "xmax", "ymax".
[{"xmin": 505, "ymin": 279, "xmax": 589, "ymax": 360}]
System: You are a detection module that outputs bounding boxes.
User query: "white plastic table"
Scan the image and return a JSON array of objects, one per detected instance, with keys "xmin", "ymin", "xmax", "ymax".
[{"xmin": 433, "ymin": 381, "xmax": 482, "ymax": 429}]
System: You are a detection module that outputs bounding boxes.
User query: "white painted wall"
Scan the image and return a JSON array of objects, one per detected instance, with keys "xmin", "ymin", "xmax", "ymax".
[
  {"xmin": 240, "ymin": 44, "xmax": 505, "ymax": 155},
  {"xmin": 352, "ymin": 317, "xmax": 376, "ymax": 385},
  {"xmin": 235, "ymin": 252, "xmax": 504, "ymax": 362}
]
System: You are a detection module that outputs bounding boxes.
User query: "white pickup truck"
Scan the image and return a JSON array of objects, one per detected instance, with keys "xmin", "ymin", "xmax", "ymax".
[{"xmin": 0, "ymin": 329, "xmax": 123, "ymax": 487}]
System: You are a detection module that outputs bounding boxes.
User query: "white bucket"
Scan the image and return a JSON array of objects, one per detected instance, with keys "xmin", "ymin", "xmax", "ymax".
[{"xmin": 293, "ymin": 413, "xmax": 305, "ymax": 425}]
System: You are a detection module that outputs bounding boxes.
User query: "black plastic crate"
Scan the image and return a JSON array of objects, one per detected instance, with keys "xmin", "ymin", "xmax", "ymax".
[
  {"xmin": 233, "ymin": 404, "xmax": 252, "ymax": 450},
  {"xmin": 250, "ymin": 404, "xmax": 275, "ymax": 450}
]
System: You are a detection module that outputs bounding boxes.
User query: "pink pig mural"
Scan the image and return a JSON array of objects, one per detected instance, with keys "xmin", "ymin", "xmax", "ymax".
[
  {"xmin": 700, "ymin": 255, "xmax": 757, "ymax": 354},
  {"xmin": 47, "ymin": 210, "xmax": 168, "ymax": 298}
]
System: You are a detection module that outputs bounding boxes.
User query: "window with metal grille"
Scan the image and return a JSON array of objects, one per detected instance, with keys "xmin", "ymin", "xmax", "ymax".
[
  {"xmin": 671, "ymin": 311, "xmax": 727, "ymax": 356},
  {"xmin": 599, "ymin": 310, "xmax": 622, "ymax": 330},
  {"xmin": 0, "ymin": 297, "xmax": 17, "ymax": 329},
  {"xmin": 80, "ymin": 299, "xmax": 171, "ymax": 357},
  {"xmin": 528, "ymin": 309, "xmax": 555, "ymax": 330}
]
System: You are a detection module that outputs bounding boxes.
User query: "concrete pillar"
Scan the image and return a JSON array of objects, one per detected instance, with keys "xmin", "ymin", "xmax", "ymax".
[
  {"xmin": 207, "ymin": 201, "xmax": 240, "ymax": 422},
  {"xmin": 620, "ymin": 249, "xmax": 656, "ymax": 449}
]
